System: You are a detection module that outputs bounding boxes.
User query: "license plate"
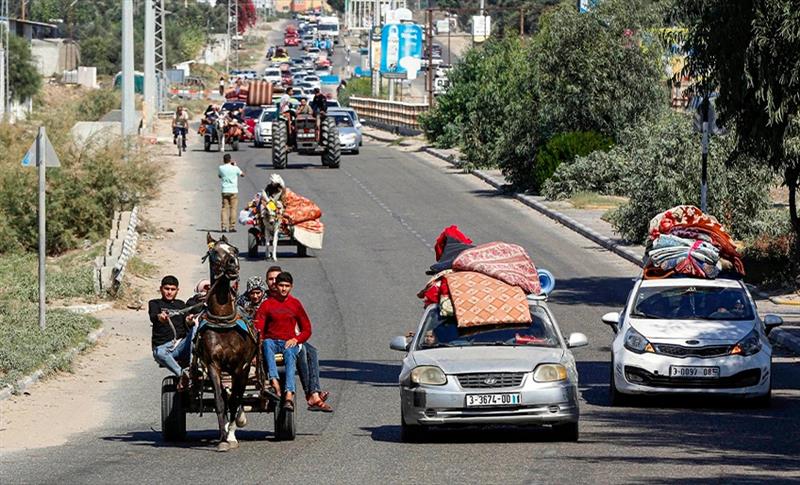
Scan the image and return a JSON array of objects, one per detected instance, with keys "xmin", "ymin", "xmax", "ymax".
[
  {"xmin": 465, "ymin": 393, "xmax": 520, "ymax": 407},
  {"xmin": 669, "ymin": 366, "xmax": 720, "ymax": 378}
]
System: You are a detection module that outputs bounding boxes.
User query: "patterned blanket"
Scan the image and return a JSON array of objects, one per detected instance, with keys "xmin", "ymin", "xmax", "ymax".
[
  {"xmin": 445, "ymin": 271, "xmax": 532, "ymax": 328},
  {"xmin": 452, "ymin": 242, "xmax": 541, "ymax": 295}
]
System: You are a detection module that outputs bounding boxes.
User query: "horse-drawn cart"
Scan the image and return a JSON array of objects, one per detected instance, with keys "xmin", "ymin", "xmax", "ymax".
[{"xmin": 160, "ymin": 358, "xmax": 296, "ymax": 442}]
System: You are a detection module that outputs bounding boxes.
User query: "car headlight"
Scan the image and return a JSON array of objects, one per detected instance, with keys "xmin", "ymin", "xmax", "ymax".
[
  {"xmin": 730, "ymin": 329, "xmax": 761, "ymax": 356},
  {"xmin": 624, "ymin": 327, "xmax": 654, "ymax": 353},
  {"xmin": 533, "ymin": 364, "xmax": 568, "ymax": 382},
  {"xmin": 341, "ymin": 134, "xmax": 356, "ymax": 141},
  {"xmin": 410, "ymin": 366, "xmax": 447, "ymax": 386}
]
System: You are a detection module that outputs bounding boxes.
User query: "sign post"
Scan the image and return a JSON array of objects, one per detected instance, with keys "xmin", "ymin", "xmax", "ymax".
[{"xmin": 22, "ymin": 127, "xmax": 61, "ymax": 330}]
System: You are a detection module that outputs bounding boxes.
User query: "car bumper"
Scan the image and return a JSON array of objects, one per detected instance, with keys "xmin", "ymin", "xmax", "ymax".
[
  {"xmin": 256, "ymin": 132, "xmax": 272, "ymax": 145},
  {"xmin": 340, "ymin": 139, "xmax": 358, "ymax": 151},
  {"xmin": 400, "ymin": 381, "xmax": 579, "ymax": 426},
  {"xmin": 613, "ymin": 347, "xmax": 771, "ymax": 397}
]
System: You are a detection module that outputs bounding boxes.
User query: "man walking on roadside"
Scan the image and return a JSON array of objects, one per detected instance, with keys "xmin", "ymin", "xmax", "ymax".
[{"xmin": 218, "ymin": 153, "xmax": 244, "ymax": 233}]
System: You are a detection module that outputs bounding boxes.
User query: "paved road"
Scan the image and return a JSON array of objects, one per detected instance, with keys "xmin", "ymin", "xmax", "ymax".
[{"xmin": 2, "ymin": 132, "xmax": 799, "ymax": 484}]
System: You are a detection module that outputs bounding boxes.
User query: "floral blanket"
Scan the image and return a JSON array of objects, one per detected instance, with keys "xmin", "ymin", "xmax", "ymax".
[
  {"xmin": 452, "ymin": 242, "xmax": 541, "ymax": 295},
  {"xmin": 444, "ymin": 271, "xmax": 532, "ymax": 328}
]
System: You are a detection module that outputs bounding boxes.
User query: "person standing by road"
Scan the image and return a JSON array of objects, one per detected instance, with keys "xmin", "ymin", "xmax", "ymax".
[
  {"xmin": 218, "ymin": 76, "xmax": 225, "ymax": 97},
  {"xmin": 218, "ymin": 153, "xmax": 244, "ymax": 233}
]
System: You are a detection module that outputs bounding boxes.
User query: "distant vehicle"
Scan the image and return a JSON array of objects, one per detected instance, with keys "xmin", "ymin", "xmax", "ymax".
[
  {"xmin": 317, "ymin": 15, "xmax": 340, "ymax": 44},
  {"xmin": 303, "ymin": 75, "xmax": 321, "ymax": 90},
  {"xmin": 434, "ymin": 19, "xmax": 450, "ymax": 34},
  {"xmin": 390, "ymin": 292, "xmax": 587, "ymax": 442},
  {"xmin": 603, "ymin": 276, "xmax": 782, "ymax": 407},
  {"xmin": 307, "ymin": 47, "xmax": 321, "ymax": 60},
  {"xmin": 263, "ymin": 68, "xmax": 282, "ymax": 84},
  {"xmin": 330, "ymin": 112, "xmax": 360, "ymax": 154},
  {"xmin": 329, "ymin": 107, "xmax": 364, "ymax": 134},
  {"xmin": 242, "ymin": 106, "xmax": 263, "ymax": 141},
  {"xmin": 254, "ymin": 107, "xmax": 278, "ymax": 148}
]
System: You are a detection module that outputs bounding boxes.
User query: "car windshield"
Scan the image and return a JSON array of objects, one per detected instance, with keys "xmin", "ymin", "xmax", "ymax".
[
  {"xmin": 333, "ymin": 115, "xmax": 353, "ymax": 127},
  {"xmin": 222, "ymin": 103, "xmax": 243, "ymax": 111},
  {"xmin": 631, "ymin": 285, "xmax": 755, "ymax": 321},
  {"xmin": 260, "ymin": 110, "xmax": 278, "ymax": 122},
  {"xmin": 416, "ymin": 305, "xmax": 560, "ymax": 350}
]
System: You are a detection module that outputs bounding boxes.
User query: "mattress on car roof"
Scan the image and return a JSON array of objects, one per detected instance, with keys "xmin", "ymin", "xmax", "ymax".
[{"xmin": 444, "ymin": 271, "xmax": 532, "ymax": 328}]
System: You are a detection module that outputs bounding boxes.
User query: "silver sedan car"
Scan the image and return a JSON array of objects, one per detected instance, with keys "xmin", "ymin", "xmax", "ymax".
[{"xmin": 390, "ymin": 297, "xmax": 587, "ymax": 442}]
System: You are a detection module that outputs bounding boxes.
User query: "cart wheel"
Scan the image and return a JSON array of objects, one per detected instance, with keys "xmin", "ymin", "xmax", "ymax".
[
  {"xmin": 204, "ymin": 139, "xmax": 211, "ymax": 152},
  {"xmin": 232, "ymin": 139, "xmax": 239, "ymax": 151},
  {"xmin": 161, "ymin": 376, "xmax": 186, "ymax": 442},
  {"xmin": 248, "ymin": 229, "xmax": 259, "ymax": 259},
  {"xmin": 274, "ymin": 404, "xmax": 296, "ymax": 441},
  {"xmin": 297, "ymin": 244, "xmax": 307, "ymax": 257}
]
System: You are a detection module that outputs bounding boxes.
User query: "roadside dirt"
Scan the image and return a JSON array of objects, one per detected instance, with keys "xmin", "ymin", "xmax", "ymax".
[{"xmin": 0, "ymin": 119, "xmax": 206, "ymax": 452}]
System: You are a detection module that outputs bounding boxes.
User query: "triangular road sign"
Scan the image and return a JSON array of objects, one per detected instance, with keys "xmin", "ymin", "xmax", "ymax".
[{"xmin": 20, "ymin": 130, "xmax": 61, "ymax": 168}]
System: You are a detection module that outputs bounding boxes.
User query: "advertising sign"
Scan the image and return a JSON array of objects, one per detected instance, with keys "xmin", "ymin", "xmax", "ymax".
[
  {"xmin": 471, "ymin": 16, "xmax": 491, "ymax": 43},
  {"xmin": 380, "ymin": 23, "xmax": 424, "ymax": 79}
]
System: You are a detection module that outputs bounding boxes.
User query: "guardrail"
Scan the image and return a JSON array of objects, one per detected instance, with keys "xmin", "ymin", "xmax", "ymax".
[
  {"xmin": 349, "ymin": 96, "xmax": 429, "ymax": 132},
  {"xmin": 94, "ymin": 207, "xmax": 139, "ymax": 295}
]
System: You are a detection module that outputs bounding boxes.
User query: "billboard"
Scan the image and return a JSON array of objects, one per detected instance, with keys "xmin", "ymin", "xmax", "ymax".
[{"xmin": 380, "ymin": 23, "xmax": 424, "ymax": 79}]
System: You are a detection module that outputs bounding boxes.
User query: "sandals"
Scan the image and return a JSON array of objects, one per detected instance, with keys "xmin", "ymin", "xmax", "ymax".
[
  {"xmin": 307, "ymin": 400, "xmax": 333, "ymax": 413},
  {"xmin": 283, "ymin": 396, "xmax": 295, "ymax": 411}
]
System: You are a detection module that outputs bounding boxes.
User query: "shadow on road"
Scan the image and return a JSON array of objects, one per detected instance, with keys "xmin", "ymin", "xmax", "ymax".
[
  {"xmin": 101, "ymin": 429, "xmax": 273, "ymax": 450},
  {"xmin": 319, "ymin": 359, "xmax": 400, "ymax": 386},
  {"xmin": 550, "ymin": 276, "xmax": 634, "ymax": 308},
  {"xmin": 362, "ymin": 424, "xmax": 567, "ymax": 444}
]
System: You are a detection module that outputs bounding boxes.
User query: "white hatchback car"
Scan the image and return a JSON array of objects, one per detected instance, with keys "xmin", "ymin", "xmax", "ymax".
[
  {"xmin": 603, "ymin": 277, "xmax": 783, "ymax": 406},
  {"xmin": 253, "ymin": 107, "xmax": 278, "ymax": 147}
]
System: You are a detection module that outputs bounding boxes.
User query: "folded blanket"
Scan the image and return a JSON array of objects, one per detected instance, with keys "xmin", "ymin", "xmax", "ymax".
[
  {"xmin": 647, "ymin": 234, "xmax": 722, "ymax": 279},
  {"xmin": 445, "ymin": 271, "xmax": 532, "ymax": 328},
  {"xmin": 452, "ymin": 242, "xmax": 541, "ymax": 295},
  {"xmin": 429, "ymin": 237, "xmax": 474, "ymax": 274}
]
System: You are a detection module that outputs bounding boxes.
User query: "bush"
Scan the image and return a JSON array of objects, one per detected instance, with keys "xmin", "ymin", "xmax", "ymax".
[
  {"xmin": 340, "ymin": 77, "xmax": 374, "ymax": 108},
  {"xmin": 542, "ymin": 145, "xmax": 633, "ymax": 200},
  {"xmin": 527, "ymin": 131, "xmax": 613, "ymax": 193},
  {"xmin": 607, "ymin": 110, "xmax": 773, "ymax": 243}
]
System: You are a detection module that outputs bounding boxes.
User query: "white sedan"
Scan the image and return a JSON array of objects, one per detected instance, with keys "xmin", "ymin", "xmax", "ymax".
[
  {"xmin": 602, "ymin": 277, "xmax": 783, "ymax": 406},
  {"xmin": 254, "ymin": 107, "xmax": 278, "ymax": 148}
]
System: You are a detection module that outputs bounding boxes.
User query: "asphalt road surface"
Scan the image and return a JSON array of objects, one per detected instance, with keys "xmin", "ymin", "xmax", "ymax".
[{"xmin": 2, "ymin": 130, "xmax": 799, "ymax": 484}]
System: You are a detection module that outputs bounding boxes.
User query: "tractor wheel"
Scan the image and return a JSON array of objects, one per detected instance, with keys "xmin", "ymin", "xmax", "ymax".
[
  {"xmin": 161, "ymin": 376, "xmax": 186, "ymax": 442},
  {"xmin": 272, "ymin": 121, "xmax": 288, "ymax": 169},
  {"xmin": 321, "ymin": 117, "xmax": 341, "ymax": 169}
]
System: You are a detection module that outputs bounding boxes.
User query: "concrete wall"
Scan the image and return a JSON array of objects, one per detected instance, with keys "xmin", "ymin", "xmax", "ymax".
[{"xmin": 31, "ymin": 39, "xmax": 79, "ymax": 77}]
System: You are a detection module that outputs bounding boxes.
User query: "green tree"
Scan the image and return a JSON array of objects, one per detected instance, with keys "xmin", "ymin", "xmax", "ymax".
[
  {"xmin": 682, "ymin": 0, "xmax": 800, "ymax": 255},
  {"xmin": 8, "ymin": 34, "xmax": 42, "ymax": 102}
]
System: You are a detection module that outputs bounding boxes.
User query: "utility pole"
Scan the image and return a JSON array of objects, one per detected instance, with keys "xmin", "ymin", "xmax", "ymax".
[
  {"xmin": 154, "ymin": 0, "xmax": 167, "ymax": 112},
  {"xmin": 426, "ymin": 8, "xmax": 433, "ymax": 106},
  {"xmin": 121, "ymin": 0, "xmax": 136, "ymax": 138},
  {"xmin": 144, "ymin": 0, "xmax": 156, "ymax": 132},
  {"xmin": 700, "ymin": 97, "xmax": 710, "ymax": 212},
  {"xmin": 1, "ymin": 0, "xmax": 9, "ymax": 121},
  {"xmin": 371, "ymin": 0, "xmax": 380, "ymax": 96},
  {"xmin": 519, "ymin": 8, "xmax": 524, "ymax": 36}
]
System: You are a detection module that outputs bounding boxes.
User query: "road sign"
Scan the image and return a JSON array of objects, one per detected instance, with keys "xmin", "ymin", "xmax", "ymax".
[
  {"xmin": 21, "ymin": 129, "xmax": 61, "ymax": 168},
  {"xmin": 380, "ymin": 23, "xmax": 424, "ymax": 77}
]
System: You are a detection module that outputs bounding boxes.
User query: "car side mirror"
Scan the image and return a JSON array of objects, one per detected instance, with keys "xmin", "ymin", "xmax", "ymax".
[
  {"xmin": 763, "ymin": 314, "xmax": 783, "ymax": 335},
  {"xmin": 359, "ymin": 118, "xmax": 365, "ymax": 124},
  {"xmin": 567, "ymin": 332, "xmax": 588, "ymax": 349},
  {"xmin": 390, "ymin": 335, "xmax": 411, "ymax": 352},
  {"xmin": 601, "ymin": 312, "xmax": 620, "ymax": 333}
]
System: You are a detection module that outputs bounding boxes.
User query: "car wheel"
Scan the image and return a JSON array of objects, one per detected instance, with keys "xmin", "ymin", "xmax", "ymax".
[
  {"xmin": 400, "ymin": 410, "xmax": 423, "ymax": 443},
  {"xmin": 552, "ymin": 422, "xmax": 579, "ymax": 442},
  {"xmin": 609, "ymin": 356, "xmax": 632, "ymax": 407}
]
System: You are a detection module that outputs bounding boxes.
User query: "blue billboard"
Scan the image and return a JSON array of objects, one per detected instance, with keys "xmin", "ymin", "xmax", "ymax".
[{"xmin": 380, "ymin": 23, "xmax": 424, "ymax": 76}]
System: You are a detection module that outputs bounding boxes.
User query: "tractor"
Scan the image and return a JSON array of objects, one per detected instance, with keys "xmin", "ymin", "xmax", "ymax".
[{"xmin": 271, "ymin": 113, "xmax": 341, "ymax": 169}]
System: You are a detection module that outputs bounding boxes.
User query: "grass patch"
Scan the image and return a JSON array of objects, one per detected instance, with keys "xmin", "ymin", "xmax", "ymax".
[
  {"xmin": 0, "ymin": 302, "xmax": 100, "ymax": 388},
  {"xmin": 0, "ymin": 251, "xmax": 97, "ymax": 304},
  {"xmin": 568, "ymin": 191, "xmax": 627, "ymax": 210},
  {"xmin": 126, "ymin": 255, "xmax": 158, "ymax": 279}
]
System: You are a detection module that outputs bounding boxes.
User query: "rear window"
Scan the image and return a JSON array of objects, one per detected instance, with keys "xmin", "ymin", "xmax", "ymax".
[{"xmin": 632, "ymin": 285, "xmax": 755, "ymax": 321}]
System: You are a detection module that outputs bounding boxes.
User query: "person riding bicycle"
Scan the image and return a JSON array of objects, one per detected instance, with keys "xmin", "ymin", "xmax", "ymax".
[{"xmin": 172, "ymin": 106, "xmax": 189, "ymax": 148}]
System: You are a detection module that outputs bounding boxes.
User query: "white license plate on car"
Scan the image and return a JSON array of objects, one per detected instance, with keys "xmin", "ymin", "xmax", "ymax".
[
  {"xmin": 669, "ymin": 366, "xmax": 720, "ymax": 378},
  {"xmin": 465, "ymin": 393, "xmax": 520, "ymax": 407}
]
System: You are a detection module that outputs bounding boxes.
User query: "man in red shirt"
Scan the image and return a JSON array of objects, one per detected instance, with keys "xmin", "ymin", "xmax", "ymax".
[{"xmin": 253, "ymin": 271, "xmax": 311, "ymax": 410}]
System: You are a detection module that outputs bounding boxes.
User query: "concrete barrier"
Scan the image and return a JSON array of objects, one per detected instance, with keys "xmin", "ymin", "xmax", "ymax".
[{"xmin": 94, "ymin": 206, "xmax": 139, "ymax": 295}]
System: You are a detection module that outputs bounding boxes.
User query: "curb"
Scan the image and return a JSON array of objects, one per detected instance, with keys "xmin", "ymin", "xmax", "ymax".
[
  {"xmin": 0, "ymin": 326, "xmax": 106, "ymax": 402},
  {"xmin": 56, "ymin": 302, "xmax": 114, "ymax": 314},
  {"xmin": 770, "ymin": 296, "xmax": 800, "ymax": 306},
  {"xmin": 363, "ymin": 130, "xmax": 401, "ymax": 144},
  {"xmin": 770, "ymin": 328, "xmax": 800, "ymax": 355}
]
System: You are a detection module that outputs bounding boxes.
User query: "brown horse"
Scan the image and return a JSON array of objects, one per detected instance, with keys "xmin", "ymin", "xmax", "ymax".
[{"xmin": 196, "ymin": 233, "xmax": 258, "ymax": 452}]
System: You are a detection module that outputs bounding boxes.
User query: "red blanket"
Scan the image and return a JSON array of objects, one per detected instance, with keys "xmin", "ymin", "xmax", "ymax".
[{"xmin": 452, "ymin": 242, "xmax": 541, "ymax": 295}]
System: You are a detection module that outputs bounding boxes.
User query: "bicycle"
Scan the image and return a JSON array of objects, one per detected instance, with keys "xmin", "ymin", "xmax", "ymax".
[{"xmin": 176, "ymin": 129, "xmax": 187, "ymax": 157}]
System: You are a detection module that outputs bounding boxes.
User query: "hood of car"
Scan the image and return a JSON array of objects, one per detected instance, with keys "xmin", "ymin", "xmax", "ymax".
[
  {"xmin": 338, "ymin": 126, "xmax": 358, "ymax": 136},
  {"xmin": 410, "ymin": 346, "xmax": 564, "ymax": 374},
  {"xmin": 629, "ymin": 318, "xmax": 756, "ymax": 342}
]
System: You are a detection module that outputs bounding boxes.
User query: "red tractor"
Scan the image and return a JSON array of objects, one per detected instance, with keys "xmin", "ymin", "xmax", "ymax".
[{"xmin": 272, "ymin": 113, "xmax": 341, "ymax": 169}]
